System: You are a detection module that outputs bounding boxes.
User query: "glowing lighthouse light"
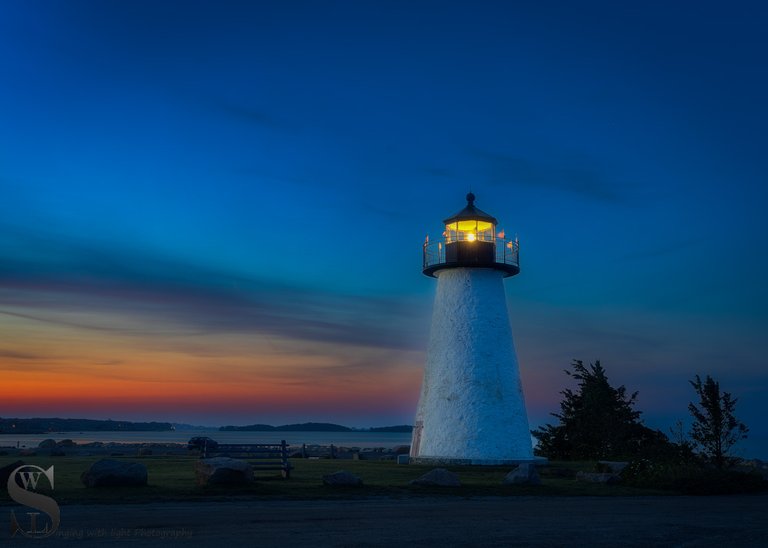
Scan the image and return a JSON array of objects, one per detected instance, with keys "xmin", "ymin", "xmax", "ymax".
[{"xmin": 412, "ymin": 193, "xmax": 534, "ymax": 464}]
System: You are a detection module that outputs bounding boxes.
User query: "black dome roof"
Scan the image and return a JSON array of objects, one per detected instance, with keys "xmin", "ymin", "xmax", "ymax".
[{"xmin": 443, "ymin": 193, "xmax": 497, "ymax": 225}]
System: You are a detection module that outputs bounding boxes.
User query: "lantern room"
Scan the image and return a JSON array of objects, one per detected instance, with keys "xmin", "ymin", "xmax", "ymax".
[{"xmin": 422, "ymin": 193, "xmax": 520, "ymax": 278}]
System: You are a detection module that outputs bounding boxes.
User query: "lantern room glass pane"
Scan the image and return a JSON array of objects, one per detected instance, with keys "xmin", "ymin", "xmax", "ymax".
[{"xmin": 445, "ymin": 220, "xmax": 495, "ymax": 243}]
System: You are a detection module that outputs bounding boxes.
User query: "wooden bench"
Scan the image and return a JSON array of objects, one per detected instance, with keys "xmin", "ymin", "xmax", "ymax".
[{"xmin": 200, "ymin": 439, "xmax": 292, "ymax": 479}]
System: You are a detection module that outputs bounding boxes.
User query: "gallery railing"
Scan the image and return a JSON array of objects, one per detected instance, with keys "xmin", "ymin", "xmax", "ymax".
[{"xmin": 422, "ymin": 237, "xmax": 519, "ymax": 273}]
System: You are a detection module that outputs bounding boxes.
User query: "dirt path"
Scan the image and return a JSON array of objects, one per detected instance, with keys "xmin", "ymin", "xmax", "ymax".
[{"xmin": 8, "ymin": 495, "xmax": 768, "ymax": 547}]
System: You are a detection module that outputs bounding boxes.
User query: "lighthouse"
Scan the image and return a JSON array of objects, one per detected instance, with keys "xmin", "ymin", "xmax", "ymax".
[{"xmin": 410, "ymin": 193, "xmax": 534, "ymax": 464}]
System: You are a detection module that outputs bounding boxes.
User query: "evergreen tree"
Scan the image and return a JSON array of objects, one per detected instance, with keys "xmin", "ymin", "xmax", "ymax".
[
  {"xmin": 688, "ymin": 375, "xmax": 748, "ymax": 469},
  {"xmin": 532, "ymin": 360, "xmax": 669, "ymax": 460}
]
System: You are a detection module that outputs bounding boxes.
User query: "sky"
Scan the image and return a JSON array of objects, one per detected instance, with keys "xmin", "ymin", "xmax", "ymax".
[{"xmin": 1, "ymin": 1, "xmax": 767, "ymax": 455}]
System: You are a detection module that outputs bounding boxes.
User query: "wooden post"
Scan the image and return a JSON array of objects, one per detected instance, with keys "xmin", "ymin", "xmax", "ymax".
[{"xmin": 281, "ymin": 440, "xmax": 290, "ymax": 479}]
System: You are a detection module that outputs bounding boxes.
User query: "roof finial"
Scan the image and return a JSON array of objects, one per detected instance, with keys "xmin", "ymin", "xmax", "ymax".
[{"xmin": 466, "ymin": 191, "xmax": 475, "ymax": 205}]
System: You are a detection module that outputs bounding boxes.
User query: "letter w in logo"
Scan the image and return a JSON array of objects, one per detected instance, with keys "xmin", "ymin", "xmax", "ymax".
[{"xmin": 18, "ymin": 471, "xmax": 43, "ymax": 490}]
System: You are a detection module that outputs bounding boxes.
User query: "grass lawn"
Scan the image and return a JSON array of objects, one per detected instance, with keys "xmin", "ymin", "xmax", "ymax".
[{"xmin": 0, "ymin": 455, "xmax": 668, "ymax": 505}]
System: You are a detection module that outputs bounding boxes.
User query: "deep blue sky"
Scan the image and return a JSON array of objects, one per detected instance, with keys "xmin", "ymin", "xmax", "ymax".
[{"xmin": 1, "ymin": 1, "xmax": 766, "ymax": 456}]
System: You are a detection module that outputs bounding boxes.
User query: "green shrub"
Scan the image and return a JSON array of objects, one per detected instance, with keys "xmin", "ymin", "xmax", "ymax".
[{"xmin": 621, "ymin": 459, "xmax": 767, "ymax": 495}]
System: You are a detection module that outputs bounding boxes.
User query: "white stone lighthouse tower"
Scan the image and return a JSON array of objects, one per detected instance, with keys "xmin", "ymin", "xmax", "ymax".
[{"xmin": 410, "ymin": 193, "xmax": 533, "ymax": 464}]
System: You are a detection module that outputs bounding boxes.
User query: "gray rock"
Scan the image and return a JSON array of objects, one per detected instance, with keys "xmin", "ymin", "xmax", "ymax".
[
  {"xmin": 410, "ymin": 468, "xmax": 461, "ymax": 487},
  {"xmin": 503, "ymin": 463, "xmax": 541, "ymax": 485},
  {"xmin": 322, "ymin": 470, "xmax": 363, "ymax": 487},
  {"xmin": 38, "ymin": 439, "xmax": 57, "ymax": 449},
  {"xmin": 576, "ymin": 471, "xmax": 621, "ymax": 484},
  {"xmin": 81, "ymin": 459, "xmax": 148, "ymax": 487},
  {"xmin": 195, "ymin": 457, "xmax": 253, "ymax": 486}
]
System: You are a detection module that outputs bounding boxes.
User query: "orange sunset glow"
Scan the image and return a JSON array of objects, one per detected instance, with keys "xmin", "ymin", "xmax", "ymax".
[{"xmin": 0, "ymin": 299, "xmax": 424, "ymax": 425}]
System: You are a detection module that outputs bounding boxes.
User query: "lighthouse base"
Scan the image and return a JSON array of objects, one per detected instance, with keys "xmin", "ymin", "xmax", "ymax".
[{"xmin": 411, "ymin": 267, "xmax": 534, "ymax": 463}]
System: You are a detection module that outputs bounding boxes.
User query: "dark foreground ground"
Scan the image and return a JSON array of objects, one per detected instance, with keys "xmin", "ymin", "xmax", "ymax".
[{"xmin": 8, "ymin": 495, "xmax": 767, "ymax": 547}]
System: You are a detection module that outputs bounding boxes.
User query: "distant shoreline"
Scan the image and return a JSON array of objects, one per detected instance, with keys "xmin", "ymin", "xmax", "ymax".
[
  {"xmin": 0, "ymin": 418, "xmax": 413, "ymax": 435},
  {"xmin": 219, "ymin": 422, "xmax": 412, "ymax": 433},
  {"xmin": 0, "ymin": 429, "xmax": 414, "ymax": 451}
]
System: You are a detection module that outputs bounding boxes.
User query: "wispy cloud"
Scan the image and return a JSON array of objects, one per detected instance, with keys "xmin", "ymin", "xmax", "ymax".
[
  {"xmin": 0, "ymin": 308, "xmax": 138, "ymax": 333},
  {"xmin": 93, "ymin": 359, "xmax": 123, "ymax": 366},
  {"xmin": 0, "ymin": 227, "xmax": 428, "ymax": 352},
  {"xmin": 0, "ymin": 349, "xmax": 43, "ymax": 360},
  {"xmin": 470, "ymin": 148, "xmax": 626, "ymax": 203}
]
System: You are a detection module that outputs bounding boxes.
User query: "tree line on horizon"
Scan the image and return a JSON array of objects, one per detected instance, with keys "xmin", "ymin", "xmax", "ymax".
[
  {"xmin": 0, "ymin": 417, "xmax": 173, "ymax": 435},
  {"xmin": 531, "ymin": 359, "xmax": 762, "ymax": 494},
  {"xmin": 0, "ymin": 417, "xmax": 414, "ymax": 435},
  {"xmin": 532, "ymin": 360, "xmax": 749, "ymax": 468},
  {"xmin": 219, "ymin": 423, "xmax": 413, "ymax": 433}
]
